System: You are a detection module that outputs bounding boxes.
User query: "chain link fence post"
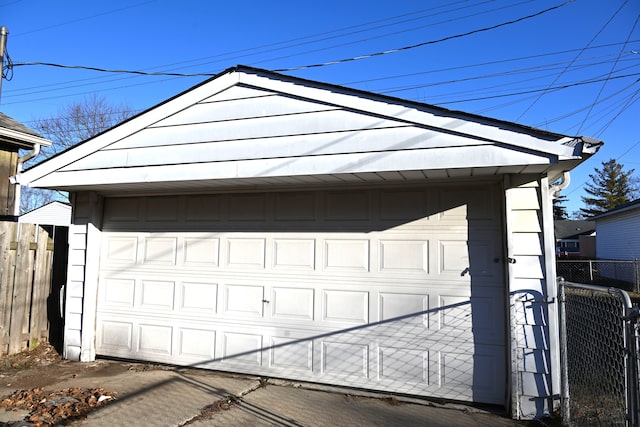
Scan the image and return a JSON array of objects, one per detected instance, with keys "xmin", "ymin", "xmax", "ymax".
[
  {"xmin": 625, "ymin": 303, "xmax": 640, "ymax": 427},
  {"xmin": 558, "ymin": 277, "xmax": 571, "ymax": 425},
  {"xmin": 558, "ymin": 280, "xmax": 639, "ymax": 426}
]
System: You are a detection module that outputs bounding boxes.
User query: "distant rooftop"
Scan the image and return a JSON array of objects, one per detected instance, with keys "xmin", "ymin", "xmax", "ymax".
[
  {"xmin": 0, "ymin": 112, "xmax": 52, "ymax": 149},
  {"xmin": 554, "ymin": 220, "xmax": 595, "ymax": 240},
  {"xmin": 591, "ymin": 198, "xmax": 640, "ymax": 221}
]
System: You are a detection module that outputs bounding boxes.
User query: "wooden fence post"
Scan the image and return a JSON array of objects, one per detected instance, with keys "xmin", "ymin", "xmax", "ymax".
[{"xmin": 0, "ymin": 221, "xmax": 54, "ymax": 355}]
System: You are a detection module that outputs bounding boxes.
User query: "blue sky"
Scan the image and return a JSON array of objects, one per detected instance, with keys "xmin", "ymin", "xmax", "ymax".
[{"xmin": 1, "ymin": 0, "xmax": 639, "ymax": 216}]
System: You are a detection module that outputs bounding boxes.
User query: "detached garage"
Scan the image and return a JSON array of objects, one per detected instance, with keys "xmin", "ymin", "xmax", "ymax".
[{"xmin": 12, "ymin": 65, "xmax": 602, "ymax": 420}]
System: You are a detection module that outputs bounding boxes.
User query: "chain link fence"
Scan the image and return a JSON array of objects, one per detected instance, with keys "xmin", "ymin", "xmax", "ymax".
[
  {"xmin": 558, "ymin": 278, "xmax": 640, "ymax": 426},
  {"xmin": 557, "ymin": 260, "xmax": 640, "ymax": 292}
]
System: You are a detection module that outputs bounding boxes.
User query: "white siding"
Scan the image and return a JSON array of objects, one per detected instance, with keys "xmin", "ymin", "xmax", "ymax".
[
  {"xmin": 21, "ymin": 69, "xmax": 590, "ymax": 193},
  {"xmin": 19, "ymin": 202, "xmax": 71, "ymax": 226},
  {"xmin": 505, "ymin": 177, "xmax": 556, "ymax": 419},
  {"xmin": 596, "ymin": 209, "xmax": 640, "ymax": 260},
  {"xmin": 64, "ymin": 192, "xmax": 103, "ymax": 361}
]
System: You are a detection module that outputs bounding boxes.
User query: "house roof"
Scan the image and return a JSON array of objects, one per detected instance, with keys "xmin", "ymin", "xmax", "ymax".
[
  {"xmin": 18, "ymin": 201, "xmax": 71, "ymax": 226},
  {"xmin": 554, "ymin": 220, "xmax": 595, "ymax": 240},
  {"xmin": 591, "ymin": 198, "xmax": 640, "ymax": 221},
  {"xmin": 13, "ymin": 65, "xmax": 603, "ymax": 195},
  {"xmin": 0, "ymin": 112, "xmax": 52, "ymax": 149}
]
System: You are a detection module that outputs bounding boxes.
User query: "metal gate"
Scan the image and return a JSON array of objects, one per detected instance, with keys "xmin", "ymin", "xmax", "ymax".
[{"xmin": 558, "ymin": 278, "xmax": 640, "ymax": 426}]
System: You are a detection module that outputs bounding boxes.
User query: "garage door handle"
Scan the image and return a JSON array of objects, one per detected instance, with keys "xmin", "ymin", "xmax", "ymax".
[{"xmin": 262, "ymin": 299, "xmax": 270, "ymax": 304}]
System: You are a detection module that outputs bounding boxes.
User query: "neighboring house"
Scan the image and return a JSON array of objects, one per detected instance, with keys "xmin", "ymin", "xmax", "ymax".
[
  {"xmin": 591, "ymin": 199, "xmax": 640, "ymax": 285},
  {"xmin": 554, "ymin": 220, "xmax": 595, "ymax": 259},
  {"xmin": 0, "ymin": 112, "xmax": 51, "ymax": 218},
  {"xmin": 592, "ymin": 199, "xmax": 640, "ymax": 260},
  {"xmin": 11, "ymin": 65, "xmax": 603, "ymax": 420},
  {"xmin": 18, "ymin": 201, "xmax": 72, "ymax": 227}
]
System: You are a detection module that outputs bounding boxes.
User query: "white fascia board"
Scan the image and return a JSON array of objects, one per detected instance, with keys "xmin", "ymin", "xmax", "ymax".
[
  {"xmin": 16, "ymin": 71, "xmax": 241, "ymax": 186},
  {"xmin": 236, "ymin": 71, "xmax": 588, "ymax": 159},
  {"xmin": 0, "ymin": 127, "xmax": 52, "ymax": 147}
]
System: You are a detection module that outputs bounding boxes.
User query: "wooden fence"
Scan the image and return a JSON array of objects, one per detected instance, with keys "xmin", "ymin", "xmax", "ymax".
[{"xmin": 0, "ymin": 221, "xmax": 54, "ymax": 355}]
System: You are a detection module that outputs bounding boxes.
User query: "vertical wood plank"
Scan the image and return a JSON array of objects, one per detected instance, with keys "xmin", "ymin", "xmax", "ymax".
[
  {"xmin": 0, "ymin": 221, "xmax": 17, "ymax": 353},
  {"xmin": 9, "ymin": 223, "xmax": 35, "ymax": 353},
  {"xmin": 30, "ymin": 226, "xmax": 52, "ymax": 344},
  {"xmin": 1, "ymin": 221, "xmax": 57, "ymax": 355}
]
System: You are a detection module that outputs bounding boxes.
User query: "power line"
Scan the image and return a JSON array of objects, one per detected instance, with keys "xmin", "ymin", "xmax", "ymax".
[
  {"xmin": 12, "ymin": 1, "xmax": 156, "ymax": 37},
  {"xmin": 249, "ymin": 0, "xmax": 537, "ymax": 68},
  {"xmin": 273, "ymin": 0, "xmax": 575, "ymax": 71},
  {"xmin": 344, "ymin": 41, "xmax": 640, "ymax": 86},
  {"xmin": 515, "ymin": 0, "xmax": 630, "ymax": 121},
  {"xmin": 433, "ymin": 72, "xmax": 640, "ymax": 105},
  {"xmin": 12, "ymin": 0, "xmax": 574, "ymax": 77},
  {"xmin": 577, "ymin": 12, "xmax": 640, "ymax": 133},
  {"xmin": 11, "ymin": 61, "xmax": 216, "ymax": 77}
]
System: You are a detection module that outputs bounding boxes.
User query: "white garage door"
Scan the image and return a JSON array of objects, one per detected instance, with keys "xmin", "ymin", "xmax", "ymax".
[{"xmin": 96, "ymin": 185, "xmax": 506, "ymax": 404}]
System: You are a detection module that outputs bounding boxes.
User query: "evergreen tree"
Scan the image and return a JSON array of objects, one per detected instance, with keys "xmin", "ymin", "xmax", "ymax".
[
  {"xmin": 553, "ymin": 194, "xmax": 569, "ymax": 219},
  {"xmin": 580, "ymin": 158, "xmax": 638, "ymax": 217}
]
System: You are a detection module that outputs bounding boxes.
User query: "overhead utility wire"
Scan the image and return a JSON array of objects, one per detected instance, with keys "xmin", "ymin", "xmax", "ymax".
[
  {"xmin": 577, "ymin": 12, "xmax": 640, "ymax": 133},
  {"xmin": 515, "ymin": 0, "xmax": 630, "ymax": 121},
  {"xmin": 4, "ymin": 0, "xmax": 490, "ymax": 97},
  {"xmin": 593, "ymin": 87, "xmax": 640, "ymax": 136},
  {"xmin": 10, "ymin": 0, "xmax": 484, "ymax": 82},
  {"xmin": 433, "ymin": 72, "xmax": 640, "ymax": 105},
  {"xmin": 272, "ymin": 0, "xmax": 574, "ymax": 71},
  {"xmin": 13, "ymin": 0, "xmax": 574, "ymax": 77},
  {"xmin": 378, "ymin": 54, "xmax": 639, "ymax": 95},
  {"xmin": 250, "ymin": 0, "xmax": 536, "ymax": 68},
  {"xmin": 345, "ymin": 41, "xmax": 640, "ymax": 85},
  {"xmin": 11, "ymin": 1, "xmax": 155, "ymax": 37}
]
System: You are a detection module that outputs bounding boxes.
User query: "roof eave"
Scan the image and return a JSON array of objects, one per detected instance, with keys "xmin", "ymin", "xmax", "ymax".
[{"xmin": 0, "ymin": 127, "xmax": 52, "ymax": 149}]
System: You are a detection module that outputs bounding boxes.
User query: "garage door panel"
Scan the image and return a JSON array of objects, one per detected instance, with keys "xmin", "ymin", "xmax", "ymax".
[
  {"xmin": 322, "ymin": 290, "xmax": 369, "ymax": 324},
  {"xmin": 378, "ymin": 292, "xmax": 429, "ymax": 327},
  {"xmin": 100, "ymin": 278, "xmax": 135, "ymax": 308},
  {"xmin": 99, "ymin": 320, "xmax": 133, "ymax": 352},
  {"xmin": 97, "ymin": 186, "xmax": 506, "ymax": 405},
  {"xmin": 378, "ymin": 240, "xmax": 428, "ymax": 274},
  {"xmin": 269, "ymin": 336, "xmax": 313, "ymax": 371},
  {"xmin": 321, "ymin": 341, "xmax": 369, "ymax": 378},
  {"xmin": 274, "ymin": 192, "xmax": 317, "ymax": 221},
  {"xmin": 140, "ymin": 280, "xmax": 175, "ymax": 310},
  {"xmin": 223, "ymin": 284, "xmax": 264, "ymax": 317},
  {"xmin": 325, "ymin": 191, "xmax": 370, "ymax": 221},
  {"xmin": 433, "ymin": 295, "xmax": 472, "ymax": 333},
  {"xmin": 272, "ymin": 238, "xmax": 315, "ymax": 270},
  {"xmin": 222, "ymin": 332, "xmax": 263, "ymax": 366},
  {"xmin": 183, "ymin": 237, "xmax": 219, "ymax": 266},
  {"xmin": 226, "ymin": 238, "xmax": 266, "ymax": 269},
  {"xmin": 180, "ymin": 282, "xmax": 218, "ymax": 314},
  {"xmin": 142, "ymin": 237, "xmax": 177, "ymax": 265},
  {"xmin": 104, "ymin": 237, "xmax": 138, "ymax": 264},
  {"xmin": 271, "ymin": 287, "xmax": 314, "ymax": 320},
  {"xmin": 378, "ymin": 347, "xmax": 428, "ymax": 382},
  {"xmin": 138, "ymin": 324, "xmax": 173, "ymax": 355},
  {"xmin": 323, "ymin": 239, "xmax": 369, "ymax": 272},
  {"xmin": 178, "ymin": 327, "xmax": 216, "ymax": 360}
]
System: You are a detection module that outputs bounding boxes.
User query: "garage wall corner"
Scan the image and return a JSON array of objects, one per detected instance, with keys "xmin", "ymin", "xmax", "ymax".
[
  {"xmin": 505, "ymin": 176, "xmax": 554, "ymax": 420},
  {"xmin": 63, "ymin": 192, "xmax": 104, "ymax": 362}
]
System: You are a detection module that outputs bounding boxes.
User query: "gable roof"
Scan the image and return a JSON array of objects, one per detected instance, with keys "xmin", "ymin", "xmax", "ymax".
[
  {"xmin": 0, "ymin": 112, "xmax": 52, "ymax": 149},
  {"xmin": 554, "ymin": 220, "xmax": 595, "ymax": 240},
  {"xmin": 13, "ymin": 65, "xmax": 603, "ymax": 195},
  {"xmin": 591, "ymin": 198, "xmax": 640, "ymax": 221},
  {"xmin": 18, "ymin": 201, "xmax": 71, "ymax": 226}
]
